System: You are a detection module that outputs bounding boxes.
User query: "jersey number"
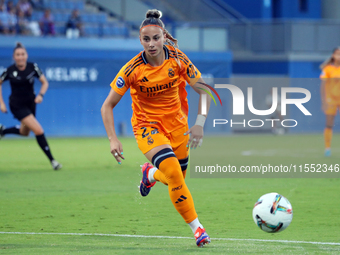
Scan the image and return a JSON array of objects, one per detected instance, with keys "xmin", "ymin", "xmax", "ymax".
[{"xmin": 141, "ymin": 127, "xmax": 159, "ymax": 138}]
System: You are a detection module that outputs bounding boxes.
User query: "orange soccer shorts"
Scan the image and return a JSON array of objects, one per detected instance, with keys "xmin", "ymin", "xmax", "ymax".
[
  {"xmin": 324, "ymin": 97, "xmax": 340, "ymax": 116},
  {"xmin": 134, "ymin": 124, "xmax": 189, "ymax": 159}
]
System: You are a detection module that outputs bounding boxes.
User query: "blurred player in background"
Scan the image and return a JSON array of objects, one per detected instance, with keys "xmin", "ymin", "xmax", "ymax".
[
  {"xmin": 320, "ymin": 47, "xmax": 340, "ymax": 157},
  {"xmin": 101, "ymin": 9, "xmax": 211, "ymax": 247},
  {"xmin": 0, "ymin": 42, "xmax": 62, "ymax": 170}
]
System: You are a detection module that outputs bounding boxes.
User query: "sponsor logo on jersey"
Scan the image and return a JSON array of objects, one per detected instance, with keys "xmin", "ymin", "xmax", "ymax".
[
  {"xmin": 187, "ymin": 63, "xmax": 197, "ymax": 78},
  {"xmin": 116, "ymin": 76, "xmax": 125, "ymax": 88},
  {"xmin": 139, "ymin": 79, "xmax": 178, "ymax": 93},
  {"xmin": 168, "ymin": 68, "xmax": 175, "ymax": 78}
]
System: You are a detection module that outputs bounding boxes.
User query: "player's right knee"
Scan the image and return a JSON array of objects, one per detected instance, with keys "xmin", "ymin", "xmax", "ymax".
[
  {"xmin": 152, "ymin": 148, "xmax": 183, "ymax": 180},
  {"xmin": 152, "ymin": 148, "xmax": 176, "ymax": 169}
]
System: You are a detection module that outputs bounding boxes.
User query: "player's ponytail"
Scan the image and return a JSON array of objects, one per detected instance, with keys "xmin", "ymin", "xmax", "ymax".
[
  {"xmin": 140, "ymin": 9, "xmax": 181, "ymax": 68},
  {"xmin": 320, "ymin": 46, "xmax": 340, "ymax": 70}
]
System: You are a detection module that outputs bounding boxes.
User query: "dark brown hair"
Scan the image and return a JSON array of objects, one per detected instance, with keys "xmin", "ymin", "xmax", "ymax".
[
  {"xmin": 320, "ymin": 47, "xmax": 340, "ymax": 70},
  {"xmin": 13, "ymin": 42, "xmax": 26, "ymax": 53}
]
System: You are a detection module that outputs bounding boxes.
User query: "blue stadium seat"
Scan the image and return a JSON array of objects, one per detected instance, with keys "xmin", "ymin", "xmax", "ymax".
[
  {"xmin": 92, "ymin": 26, "xmax": 99, "ymax": 36},
  {"xmin": 31, "ymin": 11, "xmax": 43, "ymax": 21},
  {"xmin": 76, "ymin": 1, "xmax": 84, "ymax": 10},
  {"xmin": 63, "ymin": 13, "xmax": 70, "ymax": 21},
  {"xmin": 56, "ymin": 1, "xmax": 67, "ymax": 10},
  {"xmin": 47, "ymin": 1, "xmax": 58, "ymax": 10},
  {"xmin": 85, "ymin": 26, "xmax": 99, "ymax": 36},
  {"xmin": 65, "ymin": 1, "xmax": 76, "ymax": 10},
  {"xmin": 112, "ymin": 27, "xmax": 119, "ymax": 36},
  {"xmin": 55, "ymin": 25, "xmax": 65, "ymax": 35},
  {"xmin": 81, "ymin": 14, "xmax": 90, "ymax": 23},
  {"xmin": 97, "ymin": 14, "xmax": 106, "ymax": 24},
  {"xmin": 103, "ymin": 26, "xmax": 110, "ymax": 36},
  {"xmin": 84, "ymin": 26, "xmax": 93, "ymax": 35},
  {"xmin": 87, "ymin": 14, "xmax": 97, "ymax": 23}
]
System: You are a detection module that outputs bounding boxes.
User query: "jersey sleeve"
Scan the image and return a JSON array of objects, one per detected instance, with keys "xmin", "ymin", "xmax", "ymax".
[
  {"xmin": 110, "ymin": 63, "xmax": 132, "ymax": 96},
  {"xmin": 320, "ymin": 66, "xmax": 330, "ymax": 79},
  {"xmin": 0, "ymin": 68, "xmax": 8, "ymax": 82},
  {"xmin": 177, "ymin": 50, "xmax": 201, "ymax": 86},
  {"xmin": 33, "ymin": 63, "xmax": 43, "ymax": 78}
]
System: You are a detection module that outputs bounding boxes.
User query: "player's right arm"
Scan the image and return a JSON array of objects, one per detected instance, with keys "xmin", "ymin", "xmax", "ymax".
[
  {"xmin": 101, "ymin": 89, "xmax": 125, "ymax": 164},
  {"xmin": 102, "ymin": 57, "xmax": 135, "ymax": 164},
  {"xmin": 0, "ymin": 69, "xmax": 8, "ymax": 113}
]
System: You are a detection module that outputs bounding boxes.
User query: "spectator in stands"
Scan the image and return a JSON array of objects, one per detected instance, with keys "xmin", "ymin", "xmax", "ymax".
[
  {"xmin": 0, "ymin": 6, "xmax": 9, "ymax": 34},
  {"xmin": 17, "ymin": 9, "xmax": 29, "ymax": 35},
  {"xmin": 17, "ymin": 0, "xmax": 32, "ymax": 19},
  {"xmin": 39, "ymin": 9, "xmax": 55, "ymax": 36},
  {"xmin": 65, "ymin": 9, "xmax": 83, "ymax": 38},
  {"xmin": 6, "ymin": 1, "xmax": 15, "ymax": 12},
  {"xmin": 0, "ymin": 0, "xmax": 6, "ymax": 12},
  {"xmin": 7, "ymin": 7, "xmax": 17, "ymax": 34}
]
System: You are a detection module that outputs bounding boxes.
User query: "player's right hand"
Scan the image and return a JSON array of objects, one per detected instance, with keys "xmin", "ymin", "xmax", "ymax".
[
  {"xmin": 0, "ymin": 104, "xmax": 7, "ymax": 113},
  {"xmin": 110, "ymin": 138, "xmax": 125, "ymax": 164}
]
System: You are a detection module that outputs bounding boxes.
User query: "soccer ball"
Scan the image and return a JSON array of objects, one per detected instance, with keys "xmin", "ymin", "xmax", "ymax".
[{"xmin": 252, "ymin": 192, "xmax": 293, "ymax": 233}]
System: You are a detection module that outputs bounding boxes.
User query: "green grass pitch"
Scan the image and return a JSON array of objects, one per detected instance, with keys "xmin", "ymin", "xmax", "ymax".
[{"xmin": 0, "ymin": 134, "xmax": 340, "ymax": 254}]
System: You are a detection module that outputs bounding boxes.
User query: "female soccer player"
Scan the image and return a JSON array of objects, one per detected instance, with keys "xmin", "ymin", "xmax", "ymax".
[
  {"xmin": 320, "ymin": 47, "xmax": 340, "ymax": 157},
  {"xmin": 0, "ymin": 42, "xmax": 62, "ymax": 170},
  {"xmin": 101, "ymin": 10, "xmax": 211, "ymax": 247}
]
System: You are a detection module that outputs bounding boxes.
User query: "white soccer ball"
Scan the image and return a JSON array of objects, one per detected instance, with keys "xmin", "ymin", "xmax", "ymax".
[{"xmin": 252, "ymin": 192, "xmax": 293, "ymax": 233}]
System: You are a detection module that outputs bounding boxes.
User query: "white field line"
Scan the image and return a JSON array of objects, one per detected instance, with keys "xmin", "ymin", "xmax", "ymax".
[{"xmin": 0, "ymin": 231, "xmax": 339, "ymax": 246}]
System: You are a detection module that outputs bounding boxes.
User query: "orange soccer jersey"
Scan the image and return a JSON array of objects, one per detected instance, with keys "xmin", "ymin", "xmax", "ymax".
[
  {"xmin": 320, "ymin": 64, "xmax": 340, "ymax": 101},
  {"xmin": 111, "ymin": 45, "xmax": 201, "ymax": 134}
]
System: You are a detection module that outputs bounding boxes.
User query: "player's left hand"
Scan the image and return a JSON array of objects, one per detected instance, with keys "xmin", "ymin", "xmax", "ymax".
[
  {"xmin": 0, "ymin": 103, "xmax": 7, "ymax": 113},
  {"xmin": 184, "ymin": 125, "xmax": 203, "ymax": 149},
  {"xmin": 35, "ymin": 94, "xmax": 43, "ymax": 104}
]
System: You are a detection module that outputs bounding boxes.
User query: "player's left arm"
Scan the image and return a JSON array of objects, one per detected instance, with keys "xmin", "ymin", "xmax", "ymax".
[
  {"xmin": 35, "ymin": 74, "xmax": 48, "ymax": 104},
  {"xmin": 185, "ymin": 77, "xmax": 212, "ymax": 149}
]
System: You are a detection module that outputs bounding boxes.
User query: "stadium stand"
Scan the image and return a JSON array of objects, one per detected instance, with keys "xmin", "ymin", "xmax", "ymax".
[{"xmin": 0, "ymin": 0, "xmax": 129, "ymax": 37}]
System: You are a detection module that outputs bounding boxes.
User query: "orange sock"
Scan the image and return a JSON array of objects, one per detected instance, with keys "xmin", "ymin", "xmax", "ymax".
[
  {"xmin": 324, "ymin": 128, "xmax": 332, "ymax": 149},
  {"xmin": 154, "ymin": 169, "xmax": 187, "ymax": 184},
  {"xmin": 154, "ymin": 170, "xmax": 168, "ymax": 185},
  {"xmin": 157, "ymin": 157, "xmax": 197, "ymax": 223}
]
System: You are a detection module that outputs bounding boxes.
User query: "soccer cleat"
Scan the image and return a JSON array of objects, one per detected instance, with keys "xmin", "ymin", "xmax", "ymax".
[
  {"xmin": 0, "ymin": 124, "xmax": 4, "ymax": 139},
  {"xmin": 194, "ymin": 227, "xmax": 211, "ymax": 247},
  {"xmin": 51, "ymin": 160, "xmax": 62, "ymax": 170},
  {"xmin": 139, "ymin": 162, "xmax": 156, "ymax": 197},
  {"xmin": 325, "ymin": 148, "xmax": 331, "ymax": 157}
]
